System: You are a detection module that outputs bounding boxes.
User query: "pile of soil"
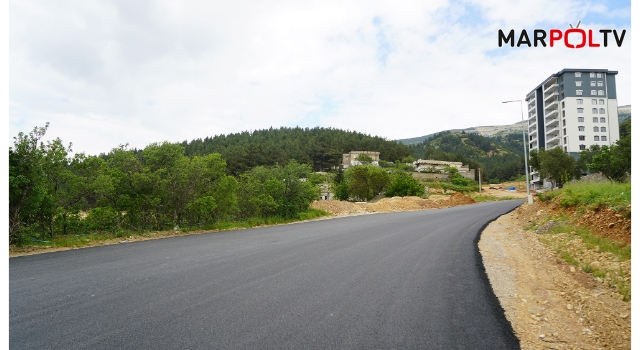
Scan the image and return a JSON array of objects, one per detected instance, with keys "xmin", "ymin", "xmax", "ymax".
[
  {"xmin": 365, "ymin": 196, "xmax": 440, "ymax": 212},
  {"xmin": 310, "ymin": 200, "xmax": 367, "ymax": 216},
  {"xmin": 311, "ymin": 193, "xmax": 477, "ymax": 216},
  {"xmin": 444, "ymin": 192, "xmax": 476, "ymax": 206}
]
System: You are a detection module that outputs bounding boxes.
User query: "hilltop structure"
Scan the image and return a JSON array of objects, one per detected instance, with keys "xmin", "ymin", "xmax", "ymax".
[{"xmin": 526, "ymin": 69, "xmax": 620, "ymax": 189}]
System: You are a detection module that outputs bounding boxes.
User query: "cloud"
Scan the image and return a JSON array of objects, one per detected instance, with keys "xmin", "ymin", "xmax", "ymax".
[{"xmin": 9, "ymin": 0, "xmax": 631, "ymax": 155}]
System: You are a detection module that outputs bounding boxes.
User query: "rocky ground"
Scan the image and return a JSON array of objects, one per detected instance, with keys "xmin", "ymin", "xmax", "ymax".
[{"xmin": 480, "ymin": 201, "xmax": 631, "ymax": 350}]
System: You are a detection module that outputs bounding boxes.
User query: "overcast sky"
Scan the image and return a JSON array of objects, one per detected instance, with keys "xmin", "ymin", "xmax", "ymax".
[{"xmin": 9, "ymin": 0, "xmax": 631, "ymax": 155}]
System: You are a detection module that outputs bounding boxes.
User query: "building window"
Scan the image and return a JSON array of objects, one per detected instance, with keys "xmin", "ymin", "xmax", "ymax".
[
  {"xmin": 591, "ymin": 99, "xmax": 597, "ymax": 104},
  {"xmin": 563, "ymin": 120, "xmax": 566, "ymax": 126},
  {"xmin": 597, "ymin": 81, "xmax": 603, "ymax": 87},
  {"xmin": 579, "ymin": 135, "xmax": 585, "ymax": 141},
  {"xmin": 599, "ymin": 108, "xmax": 605, "ymax": 114},
  {"xmin": 578, "ymin": 126, "xmax": 585, "ymax": 131},
  {"xmin": 597, "ymin": 73, "xmax": 603, "ymax": 78},
  {"xmin": 590, "ymin": 81, "xmax": 596, "ymax": 87},
  {"xmin": 602, "ymin": 136, "xmax": 607, "ymax": 141},
  {"xmin": 575, "ymin": 72, "xmax": 582, "ymax": 77},
  {"xmin": 576, "ymin": 81, "xmax": 582, "ymax": 87},
  {"xmin": 591, "ymin": 90, "xmax": 597, "ymax": 95},
  {"xmin": 598, "ymin": 90, "xmax": 604, "ymax": 96},
  {"xmin": 599, "ymin": 99, "xmax": 604, "ymax": 105},
  {"xmin": 592, "ymin": 108, "xmax": 598, "ymax": 114},
  {"xmin": 577, "ymin": 99, "xmax": 583, "ymax": 104},
  {"xmin": 601, "ymin": 127, "xmax": 606, "ymax": 132},
  {"xmin": 576, "ymin": 90, "xmax": 583, "ymax": 96},
  {"xmin": 590, "ymin": 72, "xmax": 596, "ymax": 78},
  {"xmin": 577, "ymin": 108, "xmax": 584, "ymax": 113},
  {"xmin": 593, "ymin": 126, "xmax": 599, "ymax": 132},
  {"xmin": 594, "ymin": 136, "xmax": 600, "ymax": 141},
  {"xmin": 600, "ymin": 117, "xmax": 606, "ymax": 123},
  {"xmin": 580, "ymin": 144, "xmax": 586, "ymax": 150},
  {"xmin": 578, "ymin": 117, "xmax": 584, "ymax": 122}
]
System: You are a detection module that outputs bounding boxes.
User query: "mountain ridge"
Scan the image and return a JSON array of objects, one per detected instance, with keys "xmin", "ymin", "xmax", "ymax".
[{"xmin": 398, "ymin": 105, "xmax": 631, "ymax": 145}]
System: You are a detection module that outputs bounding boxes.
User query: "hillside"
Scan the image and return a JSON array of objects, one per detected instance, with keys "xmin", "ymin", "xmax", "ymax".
[
  {"xmin": 618, "ymin": 105, "xmax": 631, "ymax": 124},
  {"xmin": 397, "ymin": 121, "xmax": 527, "ymax": 145},
  {"xmin": 400, "ymin": 105, "xmax": 631, "ymax": 145},
  {"xmin": 180, "ymin": 126, "xmax": 413, "ymax": 174},
  {"xmin": 408, "ymin": 130, "xmax": 526, "ymax": 182}
]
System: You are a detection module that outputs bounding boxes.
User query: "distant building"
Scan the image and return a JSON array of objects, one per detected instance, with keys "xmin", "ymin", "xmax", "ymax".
[
  {"xmin": 526, "ymin": 69, "xmax": 620, "ymax": 189},
  {"xmin": 412, "ymin": 159, "xmax": 475, "ymax": 180},
  {"xmin": 342, "ymin": 151, "xmax": 380, "ymax": 168}
]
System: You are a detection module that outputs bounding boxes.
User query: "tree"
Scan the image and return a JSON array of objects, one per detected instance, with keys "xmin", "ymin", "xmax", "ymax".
[
  {"xmin": 587, "ymin": 140, "xmax": 630, "ymax": 182},
  {"xmin": 385, "ymin": 171, "xmax": 424, "ymax": 197},
  {"xmin": 357, "ymin": 154, "xmax": 374, "ymax": 165},
  {"xmin": 530, "ymin": 147, "xmax": 577, "ymax": 187},
  {"xmin": 9, "ymin": 124, "xmax": 50, "ymax": 242},
  {"xmin": 343, "ymin": 165, "xmax": 391, "ymax": 201}
]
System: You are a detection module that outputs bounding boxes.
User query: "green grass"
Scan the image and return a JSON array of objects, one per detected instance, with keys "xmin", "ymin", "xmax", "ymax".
[
  {"xmin": 539, "ymin": 181, "xmax": 631, "ymax": 212},
  {"xmin": 469, "ymin": 194, "xmax": 519, "ymax": 202},
  {"xmin": 12, "ymin": 209, "xmax": 331, "ymax": 252},
  {"xmin": 545, "ymin": 221, "xmax": 630, "ymax": 261}
]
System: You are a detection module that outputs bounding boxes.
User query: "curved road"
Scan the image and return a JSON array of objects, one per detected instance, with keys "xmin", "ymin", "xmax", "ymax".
[{"xmin": 11, "ymin": 200, "xmax": 522, "ymax": 349}]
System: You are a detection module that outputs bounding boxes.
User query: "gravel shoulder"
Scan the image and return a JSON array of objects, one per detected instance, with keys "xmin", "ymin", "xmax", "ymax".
[{"xmin": 479, "ymin": 205, "xmax": 631, "ymax": 349}]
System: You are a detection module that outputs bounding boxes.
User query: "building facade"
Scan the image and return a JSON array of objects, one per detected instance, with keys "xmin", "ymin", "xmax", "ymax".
[
  {"xmin": 342, "ymin": 151, "xmax": 380, "ymax": 168},
  {"xmin": 412, "ymin": 159, "xmax": 475, "ymax": 180},
  {"xmin": 526, "ymin": 69, "xmax": 620, "ymax": 189}
]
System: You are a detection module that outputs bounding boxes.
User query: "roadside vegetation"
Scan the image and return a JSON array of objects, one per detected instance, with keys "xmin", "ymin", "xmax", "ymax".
[
  {"xmin": 538, "ymin": 181, "xmax": 631, "ymax": 214},
  {"xmin": 9, "ymin": 124, "xmax": 333, "ymax": 248},
  {"xmin": 525, "ymin": 182, "xmax": 630, "ymax": 301}
]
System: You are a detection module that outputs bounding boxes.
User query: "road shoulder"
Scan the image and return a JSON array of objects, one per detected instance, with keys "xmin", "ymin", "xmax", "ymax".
[{"xmin": 479, "ymin": 207, "xmax": 630, "ymax": 349}]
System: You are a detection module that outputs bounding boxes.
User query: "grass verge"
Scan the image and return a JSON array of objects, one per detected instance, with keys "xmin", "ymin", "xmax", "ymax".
[
  {"xmin": 538, "ymin": 181, "xmax": 631, "ymax": 213},
  {"xmin": 10, "ymin": 208, "xmax": 331, "ymax": 255}
]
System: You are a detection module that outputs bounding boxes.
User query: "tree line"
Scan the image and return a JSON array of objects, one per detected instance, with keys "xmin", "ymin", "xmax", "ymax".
[
  {"xmin": 178, "ymin": 126, "xmax": 413, "ymax": 174},
  {"xmin": 9, "ymin": 124, "xmax": 324, "ymax": 244}
]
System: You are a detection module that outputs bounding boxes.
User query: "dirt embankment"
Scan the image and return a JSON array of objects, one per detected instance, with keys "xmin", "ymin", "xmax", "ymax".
[
  {"xmin": 480, "ymin": 201, "xmax": 631, "ymax": 349},
  {"xmin": 310, "ymin": 192, "xmax": 476, "ymax": 216}
]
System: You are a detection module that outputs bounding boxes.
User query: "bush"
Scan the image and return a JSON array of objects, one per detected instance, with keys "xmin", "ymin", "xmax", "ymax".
[
  {"xmin": 85, "ymin": 207, "xmax": 119, "ymax": 231},
  {"xmin": 385, "ymin": 172, "xmax": 424, "ymax": 197}
]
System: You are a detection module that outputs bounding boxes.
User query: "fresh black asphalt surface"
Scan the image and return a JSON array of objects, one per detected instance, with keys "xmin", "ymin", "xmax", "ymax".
[{"xmin": 11, "ymin": 200, "xmax": 522, "ymax": 349}]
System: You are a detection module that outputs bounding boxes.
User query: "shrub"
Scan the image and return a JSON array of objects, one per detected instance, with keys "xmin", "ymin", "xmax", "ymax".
[{"xmin": 385, "ymin": 172, "xmax": 424, "ymax": 197}]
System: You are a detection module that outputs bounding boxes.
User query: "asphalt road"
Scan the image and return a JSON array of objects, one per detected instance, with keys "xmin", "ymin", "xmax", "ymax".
[{"xmin": 11, "ymin": 200, "xmax": 522, "ymax": 349}]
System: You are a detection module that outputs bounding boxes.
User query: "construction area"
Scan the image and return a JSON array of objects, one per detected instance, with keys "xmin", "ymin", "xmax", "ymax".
[{"xmin": 311, "ymin": 192, "xmax": 477, "ymax": 216}]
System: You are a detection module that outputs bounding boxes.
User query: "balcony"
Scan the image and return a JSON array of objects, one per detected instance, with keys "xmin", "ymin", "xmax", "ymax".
[
  {"xmin": 546, "ymin": 126, "xmax": 559, "ymax": 135},
  {"xmin": 544, "ymin": 108, "xmax": 558, "ymax": 120},
  {"xmin": 546, "ymin": 135, "xmax": 561, "ymax": 148},
  {"xmin": 543, "ymin": 83, "xmax": 558, "ymax": 94},
  {"xmin": 545, "ymin": 118, "xmax": 559, "ymax": 129},
  {"xmin": 544, "ymin": 92, "xmax": 558, "ymax": 106},
  {"xmin": 528, "ymin": 103, "xmax": 536, "ymax": 112},
  {"xmin": 543, "ymin": 77, "xmax": 558, "ymax": 91}
]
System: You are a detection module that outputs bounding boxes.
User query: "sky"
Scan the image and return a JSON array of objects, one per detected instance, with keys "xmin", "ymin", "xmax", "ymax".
[{"xmin": 9, "ymin": 0, "xmax": 632, "ymax": 155}]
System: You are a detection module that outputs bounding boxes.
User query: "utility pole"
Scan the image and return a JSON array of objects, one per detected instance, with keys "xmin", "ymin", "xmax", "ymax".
[{"xmin": 478, "ymin": 168, "xmax": 482, "ymax": 193}]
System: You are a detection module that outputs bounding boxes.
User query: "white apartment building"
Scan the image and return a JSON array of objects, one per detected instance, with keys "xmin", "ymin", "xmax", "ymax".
[{"xmin": 526, "ymin": 69, "xmax": 620, "ymax": 189}]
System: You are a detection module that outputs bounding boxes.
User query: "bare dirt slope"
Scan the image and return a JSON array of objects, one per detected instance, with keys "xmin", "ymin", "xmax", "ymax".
[{"xmin": 479, "ymin": 204, "xmax": 630, "ymax": 349}]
